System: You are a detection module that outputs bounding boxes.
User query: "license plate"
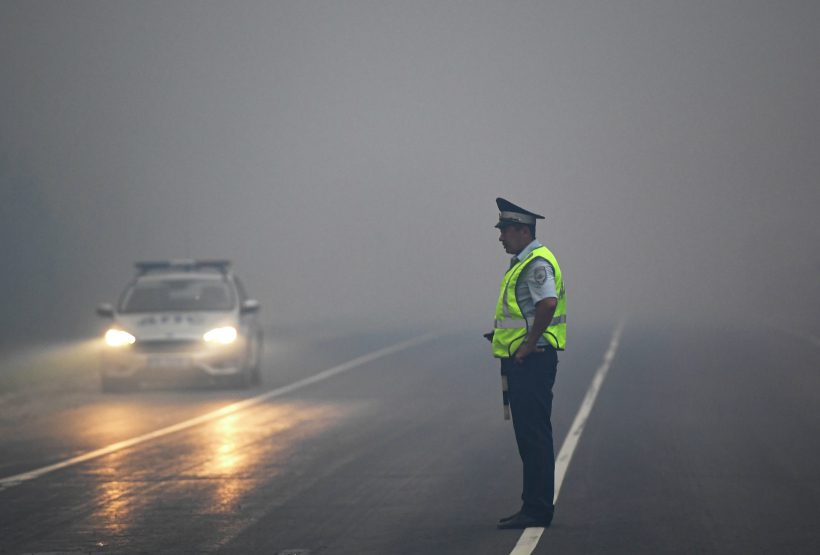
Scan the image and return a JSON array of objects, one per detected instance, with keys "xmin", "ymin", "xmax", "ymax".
[{"xmin": 147, "ymin": 357, "xmax": 190, "ymax": 369}]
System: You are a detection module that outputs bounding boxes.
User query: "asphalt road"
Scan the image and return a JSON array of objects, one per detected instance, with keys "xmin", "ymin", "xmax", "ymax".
[{"xmin": 1, "ymin": 321, "xmax": 819, "ymax": 554}]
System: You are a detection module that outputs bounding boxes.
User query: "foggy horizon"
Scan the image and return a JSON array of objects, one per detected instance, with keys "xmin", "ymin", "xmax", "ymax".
[{"xmin": 2, "ymin": 1, "xmax": 819, "ymax": 347}]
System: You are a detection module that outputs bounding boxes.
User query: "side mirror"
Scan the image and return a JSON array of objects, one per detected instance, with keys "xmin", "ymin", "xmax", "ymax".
[
  {"xmin": 240, "ymin": 299, "xmax": 260, "ymax": 314},
  {"xmin": 96, "ymin": 303, "xmax": 115, "ymax": 318}
]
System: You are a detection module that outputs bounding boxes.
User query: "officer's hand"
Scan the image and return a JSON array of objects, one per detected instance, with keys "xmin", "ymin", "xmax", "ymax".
[{"xmin": 514, "ymin": 343, "xmax": 544, "ymax": 364}]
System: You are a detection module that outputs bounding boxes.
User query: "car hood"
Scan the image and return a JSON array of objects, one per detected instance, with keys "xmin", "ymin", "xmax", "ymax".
[{"xmin": 114, "ymin": 312, "xmax": 238, "ymax": 341}]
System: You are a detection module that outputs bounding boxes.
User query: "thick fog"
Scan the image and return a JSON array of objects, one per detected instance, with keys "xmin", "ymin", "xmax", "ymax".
[{"xmin": 1, "ymin": 1, "xmax": 819, "ymax": 346}]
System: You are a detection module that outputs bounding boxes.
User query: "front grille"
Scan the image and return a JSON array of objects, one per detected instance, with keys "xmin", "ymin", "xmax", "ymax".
[{"xmin": 133, "ymin": 339, "xmax": 204, "ymax": 353}]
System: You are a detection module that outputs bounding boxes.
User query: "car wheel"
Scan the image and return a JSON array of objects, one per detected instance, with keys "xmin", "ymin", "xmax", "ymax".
[
  {"xmin": 249, "ymin": 332, "xmax": 263, "ymax": 386},
  {"xmin": 250, "ymin": 366, "xmax": 261, "ymax": 386},
  {"xmin": 229, "ymin": 371, "xmax": 250, "ymax": 390},
  {"xmin": 219, "ymin": 366, "xmax": 250, "ymax": 390}
]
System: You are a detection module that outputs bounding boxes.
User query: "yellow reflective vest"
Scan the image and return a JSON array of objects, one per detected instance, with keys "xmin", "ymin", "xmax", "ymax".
[{"xmin": 492, "ymin": 245, "xmax": 566, "ymax": 358}]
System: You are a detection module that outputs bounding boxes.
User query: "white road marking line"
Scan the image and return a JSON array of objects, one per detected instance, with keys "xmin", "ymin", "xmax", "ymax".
[
  {"xmin": 509, "ymin": 526, "xmax": 547, "ymax": 555},
  {"xmin": 509, "ymin": 319, "xmax": 627, "ymax": 555},
  {"xmin": 0, "ymin": 332, "xmax": 437, "ymax": 492},
  {"xmin": 554, "ymin": 318, "xmax": 626, "ymax": 501}
]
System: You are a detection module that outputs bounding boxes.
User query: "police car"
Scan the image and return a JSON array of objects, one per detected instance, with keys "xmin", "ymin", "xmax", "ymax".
[{"xmin": 95, "ymin": 260, "xmax": 263, "ymax": 392}]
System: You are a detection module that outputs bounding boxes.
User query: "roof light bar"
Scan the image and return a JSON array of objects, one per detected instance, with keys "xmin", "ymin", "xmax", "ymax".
[{"xmin": 134, "ymin": 260, "xmax": 232, "ymax": 275}]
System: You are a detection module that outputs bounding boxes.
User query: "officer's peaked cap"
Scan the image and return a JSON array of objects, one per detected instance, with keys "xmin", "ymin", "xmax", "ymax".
[{"xmin": 495, "ymin": 198, "xmax": 544, "ymax": 228}]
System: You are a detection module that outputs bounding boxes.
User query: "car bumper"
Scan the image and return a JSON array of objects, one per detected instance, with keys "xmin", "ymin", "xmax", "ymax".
[{"xmin": 102, "ymin": 340, "xmax": 247, "ymax": 381}]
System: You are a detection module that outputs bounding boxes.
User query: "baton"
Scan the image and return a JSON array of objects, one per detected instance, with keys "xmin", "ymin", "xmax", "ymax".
[
  {"xmin": 500, "ymin": 368, "xmax": 510, "ymax": 420},
  {"xmin": 486, "ymin": 331, "xmax": 510, "ymax": 420}
]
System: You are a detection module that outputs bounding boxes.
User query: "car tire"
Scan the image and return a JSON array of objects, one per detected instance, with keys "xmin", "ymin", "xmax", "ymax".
[
  {"xmin": 249, "ymin": 332, "xmax": 263, "ymax": 386},
  {"xmin": 228, "ymin": 371, "xmax": 250, "ymax": 390},
  {"xmin": 101, "ymin": 375, "xmax": 136, "ymax": 393}
]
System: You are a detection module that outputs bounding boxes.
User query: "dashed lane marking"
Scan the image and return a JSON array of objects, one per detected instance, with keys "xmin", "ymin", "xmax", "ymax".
[
  {"xmin": 0, "ymin": 332, "xmax": 437, "ymax": 492},
  {"xmin": 509, "ymin": 319, "xmax": 627, "ymax": 555}
]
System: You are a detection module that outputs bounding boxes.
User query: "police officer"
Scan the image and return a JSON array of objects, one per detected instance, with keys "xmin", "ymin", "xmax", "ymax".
[{"xmin": 491, "ymin": 198, "xmax": 566, "ymax": 530}]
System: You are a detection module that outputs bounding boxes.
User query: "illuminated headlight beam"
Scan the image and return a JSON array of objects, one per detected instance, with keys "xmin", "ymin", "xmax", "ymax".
[
  {"xmin": 204, "ymin": 326, "xmax": 237, "ymax": 344},
  {"xmin": 105, "ymin": 329, "xmax": 136, "ymax": 346}
]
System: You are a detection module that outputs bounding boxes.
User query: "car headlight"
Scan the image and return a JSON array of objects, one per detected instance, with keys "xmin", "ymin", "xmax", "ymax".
[
  {"xmin": 204, "ymin": 326, "xmax": 237, "ymax": 344},
  {"xmin": 105, "ymin": 329, "xmax": 136, "ymax": 346}
]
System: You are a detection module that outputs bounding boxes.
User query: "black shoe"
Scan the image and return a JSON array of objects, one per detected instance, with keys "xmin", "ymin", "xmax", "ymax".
[
  {"xmin": 499, "ymin": 510, "xmax": 521, "ymax": 524},
  {"xmin": 496, "ymin": 512, "xmax": 551, "ymax": 529}
]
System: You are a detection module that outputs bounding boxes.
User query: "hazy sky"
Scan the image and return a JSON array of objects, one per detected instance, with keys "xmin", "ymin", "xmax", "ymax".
[{"xmin": 1, "ymin": 1, "xmax": 819, "ymax": 344}]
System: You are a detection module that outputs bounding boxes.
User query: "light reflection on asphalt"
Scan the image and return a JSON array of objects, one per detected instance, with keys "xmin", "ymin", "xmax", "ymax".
[{"xmin": 84, "ymin": 400, "xmax": 362, "ymax": 541}]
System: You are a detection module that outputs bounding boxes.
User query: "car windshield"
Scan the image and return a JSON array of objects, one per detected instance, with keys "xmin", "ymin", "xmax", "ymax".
[{"xmin": 119, "ymin": 279, "xmax": 234, "ymax": 313}]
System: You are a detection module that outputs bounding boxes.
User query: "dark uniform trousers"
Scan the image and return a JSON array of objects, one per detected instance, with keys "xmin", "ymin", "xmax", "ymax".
[{"xmin": 502, "ymin": 347, "xmax": 558, "ymax": 523}]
